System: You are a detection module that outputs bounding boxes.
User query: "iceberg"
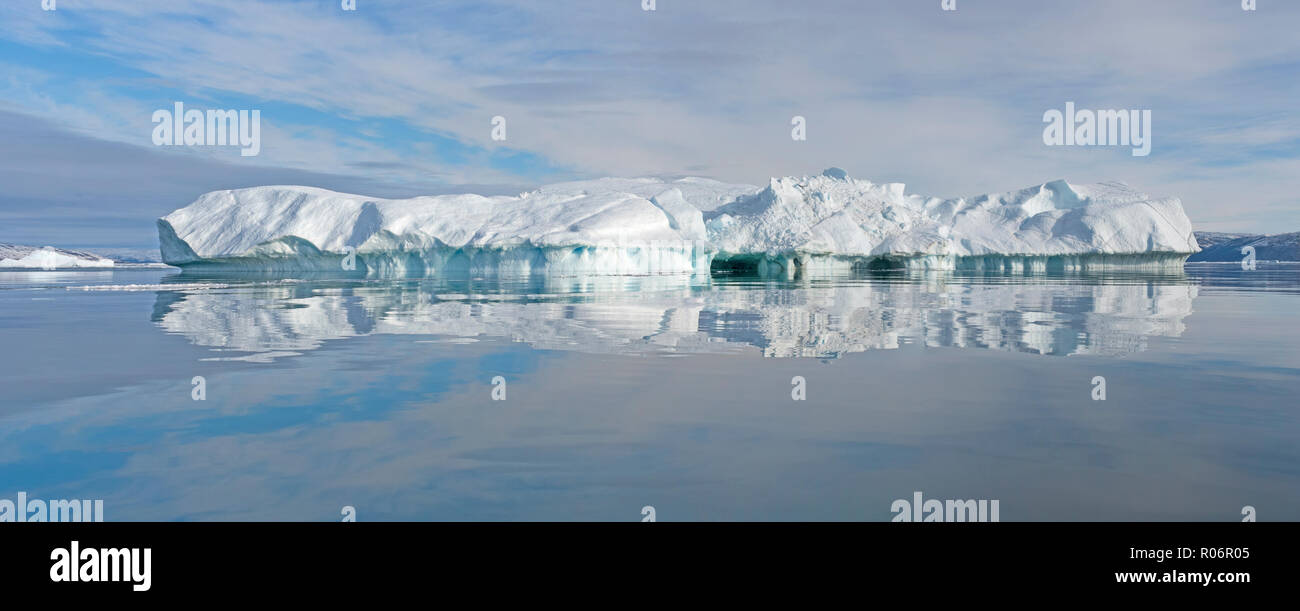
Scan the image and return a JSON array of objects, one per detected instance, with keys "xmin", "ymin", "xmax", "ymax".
[
  {"xmin": 0, "ymin": 244, "xmax": 115, "ymax": 269},
  {"xmin": 157, "ymin": 170, "xmax": 1199, "ymax": 276}
]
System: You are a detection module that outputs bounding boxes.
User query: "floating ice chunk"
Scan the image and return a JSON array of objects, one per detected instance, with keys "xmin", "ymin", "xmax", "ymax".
[
  {"xmin": 705, "ymin": 173, "xmax": 1199, "ymax": 276},
  {"xmin": 157, "ymin": 172, "xmax": 1199, "ymax": 276},
  {"xmin": 0, "ymin": 244, "xmax": 115, "ymax": 269}
]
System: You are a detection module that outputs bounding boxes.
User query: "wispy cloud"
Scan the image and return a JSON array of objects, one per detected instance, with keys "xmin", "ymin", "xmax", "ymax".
[{"xmin": 0, "ymin": 0, "xmax": 1297, "ymax": 246}]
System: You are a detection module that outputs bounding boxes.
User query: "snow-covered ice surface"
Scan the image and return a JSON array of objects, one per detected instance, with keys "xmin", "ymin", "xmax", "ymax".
[
  {"xmin": 158, "ymin": 170, "xmax": 1199, "ymax": 276},
  {"xmin": 707, "ymin": 170, "xmax": 1199, "ymax": 275},
  {"xmin": 0, "ymin": 244, "xmax": 115, "ymax": 269}
]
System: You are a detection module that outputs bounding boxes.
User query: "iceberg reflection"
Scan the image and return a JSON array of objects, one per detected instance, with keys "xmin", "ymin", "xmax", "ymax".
[{"xmin": 149, "ymin": 273, "xmax": 1198, "ymax": 359}]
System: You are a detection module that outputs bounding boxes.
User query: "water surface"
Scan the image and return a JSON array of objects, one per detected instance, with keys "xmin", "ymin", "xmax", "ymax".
[{"xmin": 1, "ymin": 264, "xmax": 1296, "ymax": 520}]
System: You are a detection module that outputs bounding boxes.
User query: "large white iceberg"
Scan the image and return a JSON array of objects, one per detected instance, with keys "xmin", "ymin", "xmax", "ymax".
[{"xmin": 158, "ymin": 169, "xmax": 1199, "ymax": 276}]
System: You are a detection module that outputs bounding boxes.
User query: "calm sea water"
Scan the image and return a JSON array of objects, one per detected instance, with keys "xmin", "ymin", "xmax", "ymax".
[{"xmin": 1, "ymin": 264, "xmax": 1297, "ymax": 521}]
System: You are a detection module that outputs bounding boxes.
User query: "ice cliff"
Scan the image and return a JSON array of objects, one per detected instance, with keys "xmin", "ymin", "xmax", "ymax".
[{"xmin": 158, "ymin": 170, "xmax": 1199, "ymax": 276}]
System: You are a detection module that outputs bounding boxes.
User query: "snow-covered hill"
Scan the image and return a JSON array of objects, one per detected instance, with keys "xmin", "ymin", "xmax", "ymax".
[{"xmin": 1190, "ymin": 232, "xmax": 1300, "ymax": 262}]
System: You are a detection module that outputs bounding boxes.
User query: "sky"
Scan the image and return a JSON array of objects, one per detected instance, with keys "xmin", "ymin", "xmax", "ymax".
[{"xmin": 1, "ymin": 0, "xmax": 1298, "ymax": 250}]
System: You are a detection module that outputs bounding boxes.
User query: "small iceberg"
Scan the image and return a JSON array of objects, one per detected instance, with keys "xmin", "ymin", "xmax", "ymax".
[{"xmin": 0, "ymin": 244, "xmax": 116, "ymax": 269}]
